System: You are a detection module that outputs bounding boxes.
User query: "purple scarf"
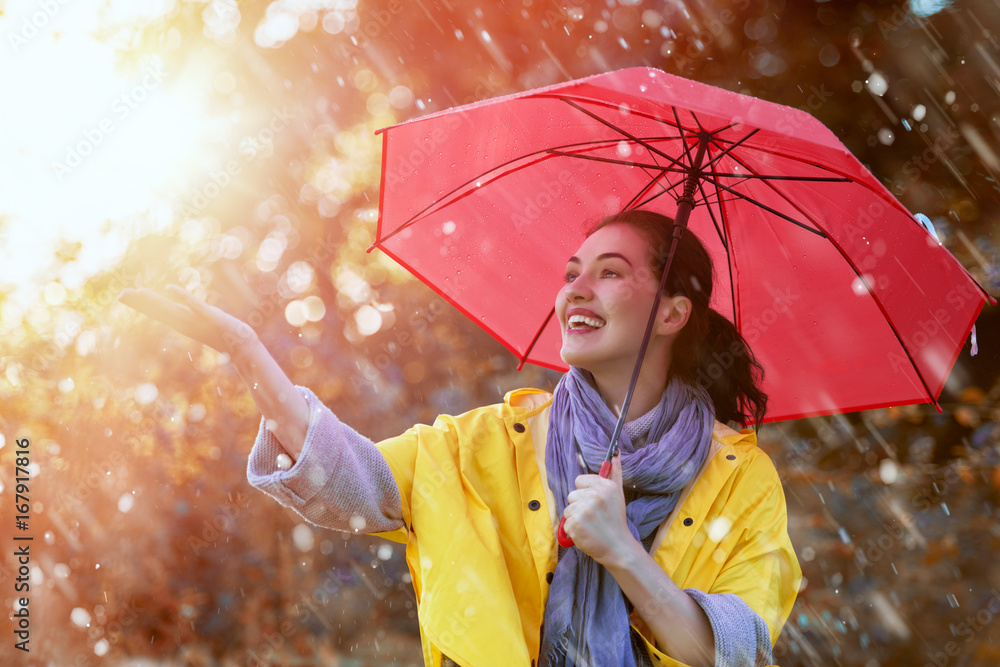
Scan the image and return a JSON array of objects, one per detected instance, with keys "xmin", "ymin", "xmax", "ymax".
[{"xmin": 539, "ymin": 366, "xmax": 715, "ymax": 666}]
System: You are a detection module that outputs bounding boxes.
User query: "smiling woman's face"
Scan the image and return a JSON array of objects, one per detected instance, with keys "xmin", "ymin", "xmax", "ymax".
[{"xmin": 555, "ymin": 223, "xmax": 667, "ymax": 374}]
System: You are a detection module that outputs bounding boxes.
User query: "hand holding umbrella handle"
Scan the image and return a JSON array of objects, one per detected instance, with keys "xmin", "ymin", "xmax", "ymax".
[{"xmin": 556, "ymin": 459, "xmax": 612, "ymax": 548}]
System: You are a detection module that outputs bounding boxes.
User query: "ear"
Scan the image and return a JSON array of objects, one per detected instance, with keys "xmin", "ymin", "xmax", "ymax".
[{"xmin": 657, "ymin": 295, "xmax": 692, "ymax": 336}]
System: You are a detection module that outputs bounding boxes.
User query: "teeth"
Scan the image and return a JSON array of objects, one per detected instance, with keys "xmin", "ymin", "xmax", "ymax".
[{"xmin": 568, "ymin": 314, "xmax": 606, "ymax": 329}]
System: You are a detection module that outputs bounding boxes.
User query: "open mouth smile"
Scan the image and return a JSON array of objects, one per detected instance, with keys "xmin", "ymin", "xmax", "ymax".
[{"xmin": 567, "ymin": 314, "xmax": 607, "ymax": 333}]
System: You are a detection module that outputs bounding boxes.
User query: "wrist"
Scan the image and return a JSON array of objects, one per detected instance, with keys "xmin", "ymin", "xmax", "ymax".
[
  {"xmin": 601, "ymin": 532, "xmax": 646, "ymax": 572},
  {"xmin": 227, "ymin": 327, "xmax": 262, "ymax": 367}
]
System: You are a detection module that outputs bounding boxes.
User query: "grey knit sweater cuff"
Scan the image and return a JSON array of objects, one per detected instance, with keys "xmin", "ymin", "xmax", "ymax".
[
  {"xmin": 685, "ymin": 589, "xmax": 774, "ymax": 667},
  {"xmin": 246, "ymin": 385, "xmax": 405, "ymax": 534}
]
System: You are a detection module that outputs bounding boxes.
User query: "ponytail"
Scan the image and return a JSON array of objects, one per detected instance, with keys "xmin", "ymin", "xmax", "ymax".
[
  {"xmin": 588, "ymin": 210, "xmax": 768, "ymax": 429},
  {"xmin": 698, "ymin": 310, "xmax": 767, "ymax": 428}
]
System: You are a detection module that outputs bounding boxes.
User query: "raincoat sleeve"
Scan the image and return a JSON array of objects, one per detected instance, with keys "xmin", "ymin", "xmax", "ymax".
[
  {"xmin": 246, "ymin": 385, "xmax": 405, "ymax": 534},
  {"xmin": 633, "ymin": 452, "xmax": 800, "ymax": 667}
]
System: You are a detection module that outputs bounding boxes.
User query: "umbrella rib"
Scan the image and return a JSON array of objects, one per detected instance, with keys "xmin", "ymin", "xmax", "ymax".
[
  {"xmin": 706, "ymin": 179, "xmax": 828, "ymax": 237},
  {"xmin": 671, "ymin": 106, "xmax": 697, "ymax": 169},
  {"xmin": 722, "ymin": 142, "xmax": 869, "ymax": 181},
  {"xmin": 719, "ymin": 149, "xmax": 946, "ymax": 409},
  {"xmin": 548, "ymin": 150, "xmax": 847, "ymax": 183},
  {"xmin": 701, "ymin": 178, "xmax": 741, "ymax": 327},
  {"xmin": 696, "ymin": 179, "xmax": 729, "ymax": 252},
  {"xmin": 373, "ymin": 139, "xmax": 671, "ymax": 247},
  {"xmin": 718, "ymin": 148, "xmax": 855, "ymax": 236},
  {"xmin": 539, "ymin": 93, "xmax": 691, "ymax": 135},
  {"xmin": 559, "ymin": 97, "xmax": 685, "ymax": 167},
  {"xmin": 707, "ymin": 173, "xmax": 851, "ymax": 182},
  {"xmin": 633, "ymin": 182, "xmax": 691, "ymax": 210},
  {"xmin": 676, "ymin": 106, "xmax": 706, "ymax": 136},
  {"xmin": 517, "ymin": 306, "xmax": 556, "ymax": 370},
  {"xmin": 704, "ymin": 128, "xmax": 760, "ymax": 169},
  {"xmin": 377, "ymin": 245, "xmax": 567, "ymax": 374},
  {"xmin": 374, "ymin": 134, "xmax": 698, "ymax": 248},
  {"xmin": 623, "ymin": 169, "xmax": 675, "ymax": 211}
]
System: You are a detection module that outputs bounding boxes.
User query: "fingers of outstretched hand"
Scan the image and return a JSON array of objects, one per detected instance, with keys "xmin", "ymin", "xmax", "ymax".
[
  {"xmin": 165, "ymin": 284, "xmax": 212, "ymax": 312},
  {"xmin": 118, "ymin": 287, "xmax": 193, "ymax": 324},
  {"xmin": 117, "ymin": 286, "xmax": 222, "ymax": 347}
]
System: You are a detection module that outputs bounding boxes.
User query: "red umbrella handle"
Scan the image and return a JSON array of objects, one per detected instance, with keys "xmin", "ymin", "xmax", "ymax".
[{"xmin": 556, "ymin": 459, "xmax": 612, "ymax": 548}]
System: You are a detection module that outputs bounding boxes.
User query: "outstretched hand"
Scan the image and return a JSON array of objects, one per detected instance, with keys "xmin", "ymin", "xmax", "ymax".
[
  {"xmin": 560, "ymin": 455, "xmax": 633, "ymax": 565},
  {"xmin": 117, "ymin": 285, "xmax": 258, "ymax": 358}
]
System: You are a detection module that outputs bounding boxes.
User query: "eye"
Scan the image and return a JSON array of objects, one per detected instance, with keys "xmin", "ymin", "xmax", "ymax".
[
  {"xmin": 602, "ymin": 269, "xmax": 620, "ymax": 278},
  {"xmin": 563, "ymin": 271, "xmax": 577, "ymax": 283}
]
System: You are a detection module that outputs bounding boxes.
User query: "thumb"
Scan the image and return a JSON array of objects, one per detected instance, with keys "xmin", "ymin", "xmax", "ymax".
[{"xmin": 610, "ymin": 452, "xmax": 623, "ymax": 489}]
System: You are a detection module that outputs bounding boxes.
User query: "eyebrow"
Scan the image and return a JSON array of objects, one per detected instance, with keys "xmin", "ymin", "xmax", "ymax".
[{"xmin": 566, "ymin": 252, "xmax": 633, "ymax": 267}]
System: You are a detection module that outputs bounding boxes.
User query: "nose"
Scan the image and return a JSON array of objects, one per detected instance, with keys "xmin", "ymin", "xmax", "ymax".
[{"xmin": 563, "ymin": 274, "xmax": 592, "ymax": 301}]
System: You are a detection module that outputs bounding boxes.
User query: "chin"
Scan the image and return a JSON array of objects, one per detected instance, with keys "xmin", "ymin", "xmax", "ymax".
[{"xmin": 559, "ymin": 347, "xmax": 598, "ymax": 372}]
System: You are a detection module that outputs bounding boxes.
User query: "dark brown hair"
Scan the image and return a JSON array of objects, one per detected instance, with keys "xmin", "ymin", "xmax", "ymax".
[{"xmin": 588, "ymin": 209, "xmax": 768, "ymax": 428}]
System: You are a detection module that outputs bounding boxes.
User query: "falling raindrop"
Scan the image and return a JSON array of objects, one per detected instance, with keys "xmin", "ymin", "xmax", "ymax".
[
  {"xmin": 117, "ymin": 493, "xmax": 135, "ymax": 514},
  {"xmin": 70, "ymin": 608, "xmax": 91, "ymax": 628},
  {"xmin": 865, "ymin": 72, "xmax": 888, "ymax": 97},
  {"xmin": 878, "ymin": 459, "xmax": 898, "ymax": 484}
]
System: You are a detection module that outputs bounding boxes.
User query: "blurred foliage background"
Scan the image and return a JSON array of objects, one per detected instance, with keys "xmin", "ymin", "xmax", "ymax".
[{"xmin": 4, "ymin": 0, "xmax": 1000, "ymax": 665}]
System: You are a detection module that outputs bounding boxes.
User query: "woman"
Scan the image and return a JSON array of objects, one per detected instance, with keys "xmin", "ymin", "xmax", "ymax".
[{"xmin": 119, "ymin": 209, "xmax": 801, "ymax": 666}]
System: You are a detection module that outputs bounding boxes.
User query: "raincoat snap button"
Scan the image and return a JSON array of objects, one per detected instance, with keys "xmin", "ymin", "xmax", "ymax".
[
  {"xmin": 528, "ymin": 499, "xmax": 541, "ymax": 511},
  {"xmin": 546, "ymin": 572, "xmax": 554, "ymax": 584},
  {"xmin": 513, "ymin": 423, "xmax": 525, "ymax": 433},
  {"xmin": 726, "ymin": 454, "xmax": 736, "ymax": 461},
  {"xmin": 683, "ymin": 517, "xmax": 693, "ymax": 526}
]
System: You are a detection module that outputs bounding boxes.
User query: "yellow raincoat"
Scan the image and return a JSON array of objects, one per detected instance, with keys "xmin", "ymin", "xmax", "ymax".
[{"xmin": 371, "ymin": 388, "xmax": 801, "ymax": 666}]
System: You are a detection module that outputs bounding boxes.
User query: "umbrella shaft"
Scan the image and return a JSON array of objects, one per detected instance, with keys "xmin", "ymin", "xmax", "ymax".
[{"xmin": 603, "ymin": 134, "xmax": 712, "ymax": 463}]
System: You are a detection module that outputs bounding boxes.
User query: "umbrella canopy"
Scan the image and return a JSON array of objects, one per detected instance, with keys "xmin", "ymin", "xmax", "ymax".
[{"xmin": 370, "ymin": 67, "xmax": 993, "ymax": 423}]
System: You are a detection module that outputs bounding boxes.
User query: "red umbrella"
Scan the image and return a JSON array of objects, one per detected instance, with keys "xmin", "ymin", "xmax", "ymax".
[{"xmin": 369, "ymin": 67, "xmax": 993, "ymax": 424}]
